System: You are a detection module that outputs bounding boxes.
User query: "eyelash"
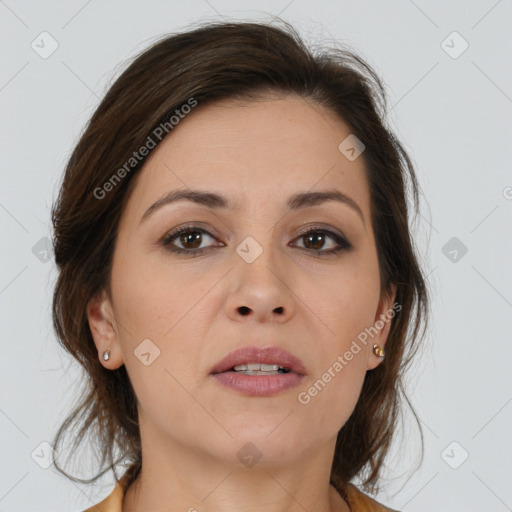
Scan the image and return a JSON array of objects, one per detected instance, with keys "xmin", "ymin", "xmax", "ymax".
[{"xmin": 161, "ymin": 224, "xmax": 352, "ymax": 258}]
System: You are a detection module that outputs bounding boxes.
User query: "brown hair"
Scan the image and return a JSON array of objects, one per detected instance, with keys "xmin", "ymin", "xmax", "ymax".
[{"xmin": 51, "ymin": 18, "xmax": 429, "ymax": 497}]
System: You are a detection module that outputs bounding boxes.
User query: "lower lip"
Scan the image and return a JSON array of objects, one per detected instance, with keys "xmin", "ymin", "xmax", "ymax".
[{"xmin": 211, "ymin": 371, "xmax": 305, "ymax": 397}]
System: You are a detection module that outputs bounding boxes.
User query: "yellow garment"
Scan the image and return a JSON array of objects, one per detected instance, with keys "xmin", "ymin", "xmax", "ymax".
[
  {"xmin": 344, "ymin": 483, "xmax": 399, "ymax": 511},
  {"xmin": 82, "ymin": 474, "xmax": 398, "ymax": 512}
]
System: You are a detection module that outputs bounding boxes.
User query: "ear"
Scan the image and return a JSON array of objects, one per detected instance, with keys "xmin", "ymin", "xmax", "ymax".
[
  {"xmin": 366, "ymin": 283, "xmax": 398, "ymax": 371},
  {"xmin": 86, "ymin": 289, "xmax": 124, "ymax": 370}
]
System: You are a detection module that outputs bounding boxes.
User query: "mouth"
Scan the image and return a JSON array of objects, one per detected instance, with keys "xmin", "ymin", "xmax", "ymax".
[
  {"xmin": 210, "ymin": 345, "xmax": 308, "ymax": 376},
  {"xmin": 209, "ymin": 345, "xmax": 307, "ymax": 397}
]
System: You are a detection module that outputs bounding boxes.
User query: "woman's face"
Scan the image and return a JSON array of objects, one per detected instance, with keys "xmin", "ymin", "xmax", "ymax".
[{"xmin": 88, "ymin": 94, "xmax": 395, "ymax": 469}]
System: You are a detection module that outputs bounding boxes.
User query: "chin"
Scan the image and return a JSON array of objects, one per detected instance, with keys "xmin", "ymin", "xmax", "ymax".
[{"xmin": 221, "ymin": 431, "xmax": 307, "ymax": 466}]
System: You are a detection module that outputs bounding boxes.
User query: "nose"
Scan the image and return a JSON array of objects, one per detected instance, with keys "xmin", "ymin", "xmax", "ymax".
[{"xmin": 224, "ymin": 246, "xmax": 295, "ymax": 324}]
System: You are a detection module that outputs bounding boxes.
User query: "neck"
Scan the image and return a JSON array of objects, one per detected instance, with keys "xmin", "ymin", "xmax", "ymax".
[{"xmin": 121, "ymin": 425, "xmax": 349, "ymax": 512}]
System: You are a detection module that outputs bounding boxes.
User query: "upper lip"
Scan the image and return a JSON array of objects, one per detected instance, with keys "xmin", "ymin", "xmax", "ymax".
[{"xmin": 210, "ymin": 345, "xmax": 308, "ymax": 376}]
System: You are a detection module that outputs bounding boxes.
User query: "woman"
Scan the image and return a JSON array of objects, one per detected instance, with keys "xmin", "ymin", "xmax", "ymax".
[{"xmin": 51, "ymin": 19, "xmax": 429, "ymax": 512}]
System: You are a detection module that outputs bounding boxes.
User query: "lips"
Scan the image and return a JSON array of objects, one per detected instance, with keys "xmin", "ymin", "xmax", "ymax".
[{"xmin": 210, "ymin": 345, "xmax": 307, "ymax": 376}]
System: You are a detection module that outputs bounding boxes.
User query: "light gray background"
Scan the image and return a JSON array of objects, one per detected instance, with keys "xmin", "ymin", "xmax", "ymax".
[{"xmin": 1, "ymin": 1, "xmax": 511, "ymax": 511}]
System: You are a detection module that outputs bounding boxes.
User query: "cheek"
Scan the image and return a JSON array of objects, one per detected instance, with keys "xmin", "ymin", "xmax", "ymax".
[
  {"xmin": 296, "ymin": 265, "xmax": 378, "ymax": 417},
  {"xmin": 308, "ymin": 262, "xmax": 380, "ymax": 345},
  {"xmin": 109, "ymin": 258, "xmax": 203, "ymax": 419},
  {"xmin": 110, "ymin": 247, "xmax": 210, "ymax": 339},
  {"xmin": 109, "ymin": 250, "xmax": 218, "ymax": 389},
  {"xmin": 295, "ymin": 350, "xmax": 367, "ymax": 447}
]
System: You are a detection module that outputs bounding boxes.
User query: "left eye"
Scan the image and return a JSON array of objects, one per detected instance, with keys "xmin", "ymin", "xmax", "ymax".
[{"xmin": 292, "ymin": 229, "xmax": 346, "ymax": 252}]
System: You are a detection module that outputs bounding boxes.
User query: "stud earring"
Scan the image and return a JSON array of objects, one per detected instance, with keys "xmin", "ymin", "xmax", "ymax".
[
  {"xmin": 373, "ymin": 344, "xmax": 385, "ymax": 358},
  {"xmin": 102, "ymin": 349, "xmax": 110, "ymax": 361}
]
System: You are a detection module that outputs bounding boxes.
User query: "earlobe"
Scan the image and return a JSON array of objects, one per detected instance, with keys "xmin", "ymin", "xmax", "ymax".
[
  {"xmin": 86, "ymin": 290, "xmax": 124, "ymax": 369},
  {"xmin": 366, "ymin": 283, "xmax": 398, "ymax": 371}
]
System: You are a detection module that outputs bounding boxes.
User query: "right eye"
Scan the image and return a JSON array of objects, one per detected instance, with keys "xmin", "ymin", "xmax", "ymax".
[{"xmin": 161, "ymin": 225, "xmax": 224, "ymax": 256}]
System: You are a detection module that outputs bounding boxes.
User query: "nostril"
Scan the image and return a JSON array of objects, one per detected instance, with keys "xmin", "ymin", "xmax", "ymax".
[
  {"xmin": 274, "ymin": 306, "xmax": 283, "ymax": 314},
  {"xmin": 238, "ymin": 306, "xmax": 251, "ymax": 315}
]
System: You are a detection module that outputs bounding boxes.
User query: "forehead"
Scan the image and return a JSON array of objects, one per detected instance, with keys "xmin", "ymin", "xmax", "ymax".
[
  {"xmin": 159, "ymin": 94, "xmax": 352, "ymax": 162},
  {"xmin": 126, "ymin": 94, "xmax": 371, "ymax": 219}
]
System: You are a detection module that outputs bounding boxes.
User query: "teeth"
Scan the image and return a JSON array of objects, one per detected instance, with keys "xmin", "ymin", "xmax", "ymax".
[
  {"xmin": 238, "ymin": 370, "xmax": 281, "ymax": 375},
  {"xmin": 233, "ymin": 363, "xmax": 283, "ymax": 372}
]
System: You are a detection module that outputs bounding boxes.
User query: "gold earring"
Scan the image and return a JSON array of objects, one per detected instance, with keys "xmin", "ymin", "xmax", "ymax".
[
  {"xmin": 102, "ymin": 349, "xmax": 110, "ymax": 361},
  {"xmin": 373, "ymin": 344, "xmax": 385, "ymax": 358}
]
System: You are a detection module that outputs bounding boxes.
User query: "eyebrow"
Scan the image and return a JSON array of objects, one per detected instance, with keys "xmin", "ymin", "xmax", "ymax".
[{"xmin": 140, "ymin": 189, "xmax": 366, "ymax": 227}]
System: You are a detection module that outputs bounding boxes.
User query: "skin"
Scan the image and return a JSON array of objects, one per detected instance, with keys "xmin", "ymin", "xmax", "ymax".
[{"xmin": 87, "ymin": 93, "xmax": 396, "ymax": 512}]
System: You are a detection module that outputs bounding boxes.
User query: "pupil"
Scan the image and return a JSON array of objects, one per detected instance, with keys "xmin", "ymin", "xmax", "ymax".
[
  {"xmin": 305, "ymin": 233, "xmax": 324, "ymax": 250},
  {"xmin": 181, "ymin": 231, "xmax": 201, "ymax": 249}
]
